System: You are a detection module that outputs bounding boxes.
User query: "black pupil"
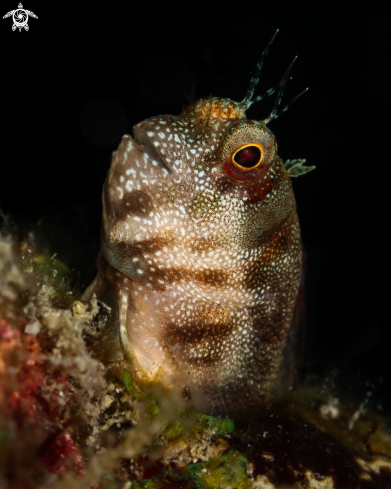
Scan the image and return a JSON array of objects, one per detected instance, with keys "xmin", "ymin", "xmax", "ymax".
[{"xmin": 234, "ymin": 146, "xmax": 261, "ymax": 168}]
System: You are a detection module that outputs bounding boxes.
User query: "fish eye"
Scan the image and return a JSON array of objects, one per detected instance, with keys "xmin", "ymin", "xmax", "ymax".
[{"xmin": 232, "ymin": 143, "xmax": 263, "ymax": 170}]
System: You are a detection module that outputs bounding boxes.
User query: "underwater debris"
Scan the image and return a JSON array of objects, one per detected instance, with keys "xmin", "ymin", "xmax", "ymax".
[
  {"xmin": 133, "ymin": 451, "xmax": 250, "ymax": 489},
  {"xmin": 1, "ymin": 233, "xmax": 391, "ymax": 488},
  {"xmin": 0, "ymin": 234, "xmax": 237, "ymax": 488}
]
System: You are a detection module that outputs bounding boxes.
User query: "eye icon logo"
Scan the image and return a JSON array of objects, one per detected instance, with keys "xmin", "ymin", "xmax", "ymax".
[{"xmin": 3, "ymin": 3, "xmax": 38, "ymax": 31}]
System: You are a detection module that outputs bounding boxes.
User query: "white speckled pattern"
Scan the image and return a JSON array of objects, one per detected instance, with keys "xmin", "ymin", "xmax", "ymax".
[{"xmin": 86, "ymin": 95, "xmax": 303, "ymax": 414}]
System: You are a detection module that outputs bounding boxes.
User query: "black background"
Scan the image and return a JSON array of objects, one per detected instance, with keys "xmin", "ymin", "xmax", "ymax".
[{"xmin": 1, "ymin": 1, "xmax": 390, "ymax": 410}]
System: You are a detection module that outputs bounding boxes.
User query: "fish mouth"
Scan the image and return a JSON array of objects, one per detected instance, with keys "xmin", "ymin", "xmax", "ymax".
[{"xmin": 133, "ymin": 127, "xmax": 173, "ymax": 174}]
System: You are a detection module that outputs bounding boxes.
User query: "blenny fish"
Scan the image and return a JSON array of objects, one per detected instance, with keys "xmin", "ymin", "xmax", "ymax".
[{"xmin": 84, "ymin": 31, "xmax": 314, "ymax": 414}]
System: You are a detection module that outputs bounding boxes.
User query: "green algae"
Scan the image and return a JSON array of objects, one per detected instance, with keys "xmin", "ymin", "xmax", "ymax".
[
  {"xmin": 160, "ymin": 420, "xmax": 184, "ymax": 440},
  {"xmin": 123, "ymin": 368, "xmax": 142, "ymax": 400},
  {"xmin": 197, "ymin": 415, "xmax": 234, "ymax": 435}
]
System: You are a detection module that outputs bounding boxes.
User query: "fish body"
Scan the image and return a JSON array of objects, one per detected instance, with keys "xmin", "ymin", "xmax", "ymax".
[{"xmin": 85, "ymin": 52, "xmax": 313, "ymax": 413}]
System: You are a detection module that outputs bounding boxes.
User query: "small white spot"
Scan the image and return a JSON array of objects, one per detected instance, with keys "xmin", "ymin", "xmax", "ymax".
[
  {"xmin": 125, "ymin": 180, "xmax": 134, "ymax": 192},
  {"xmin": 116, "ymin": 186, "xmax": 124, "ymax": 199}
]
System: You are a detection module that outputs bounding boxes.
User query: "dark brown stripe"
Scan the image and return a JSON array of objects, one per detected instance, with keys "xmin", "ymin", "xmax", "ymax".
[
  {"xmin": 125, "ymin": 190, "xmax": 154, "ymax": 217},
  {"xmin": 164, "ymin": 318, "xmax": 234, "ymax": 366}
]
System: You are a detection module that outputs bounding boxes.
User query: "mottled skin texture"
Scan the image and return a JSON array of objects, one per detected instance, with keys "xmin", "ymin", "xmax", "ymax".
[{"xmin": 85, "ymin": 97, "xmax": 303, "ymax": 414}]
